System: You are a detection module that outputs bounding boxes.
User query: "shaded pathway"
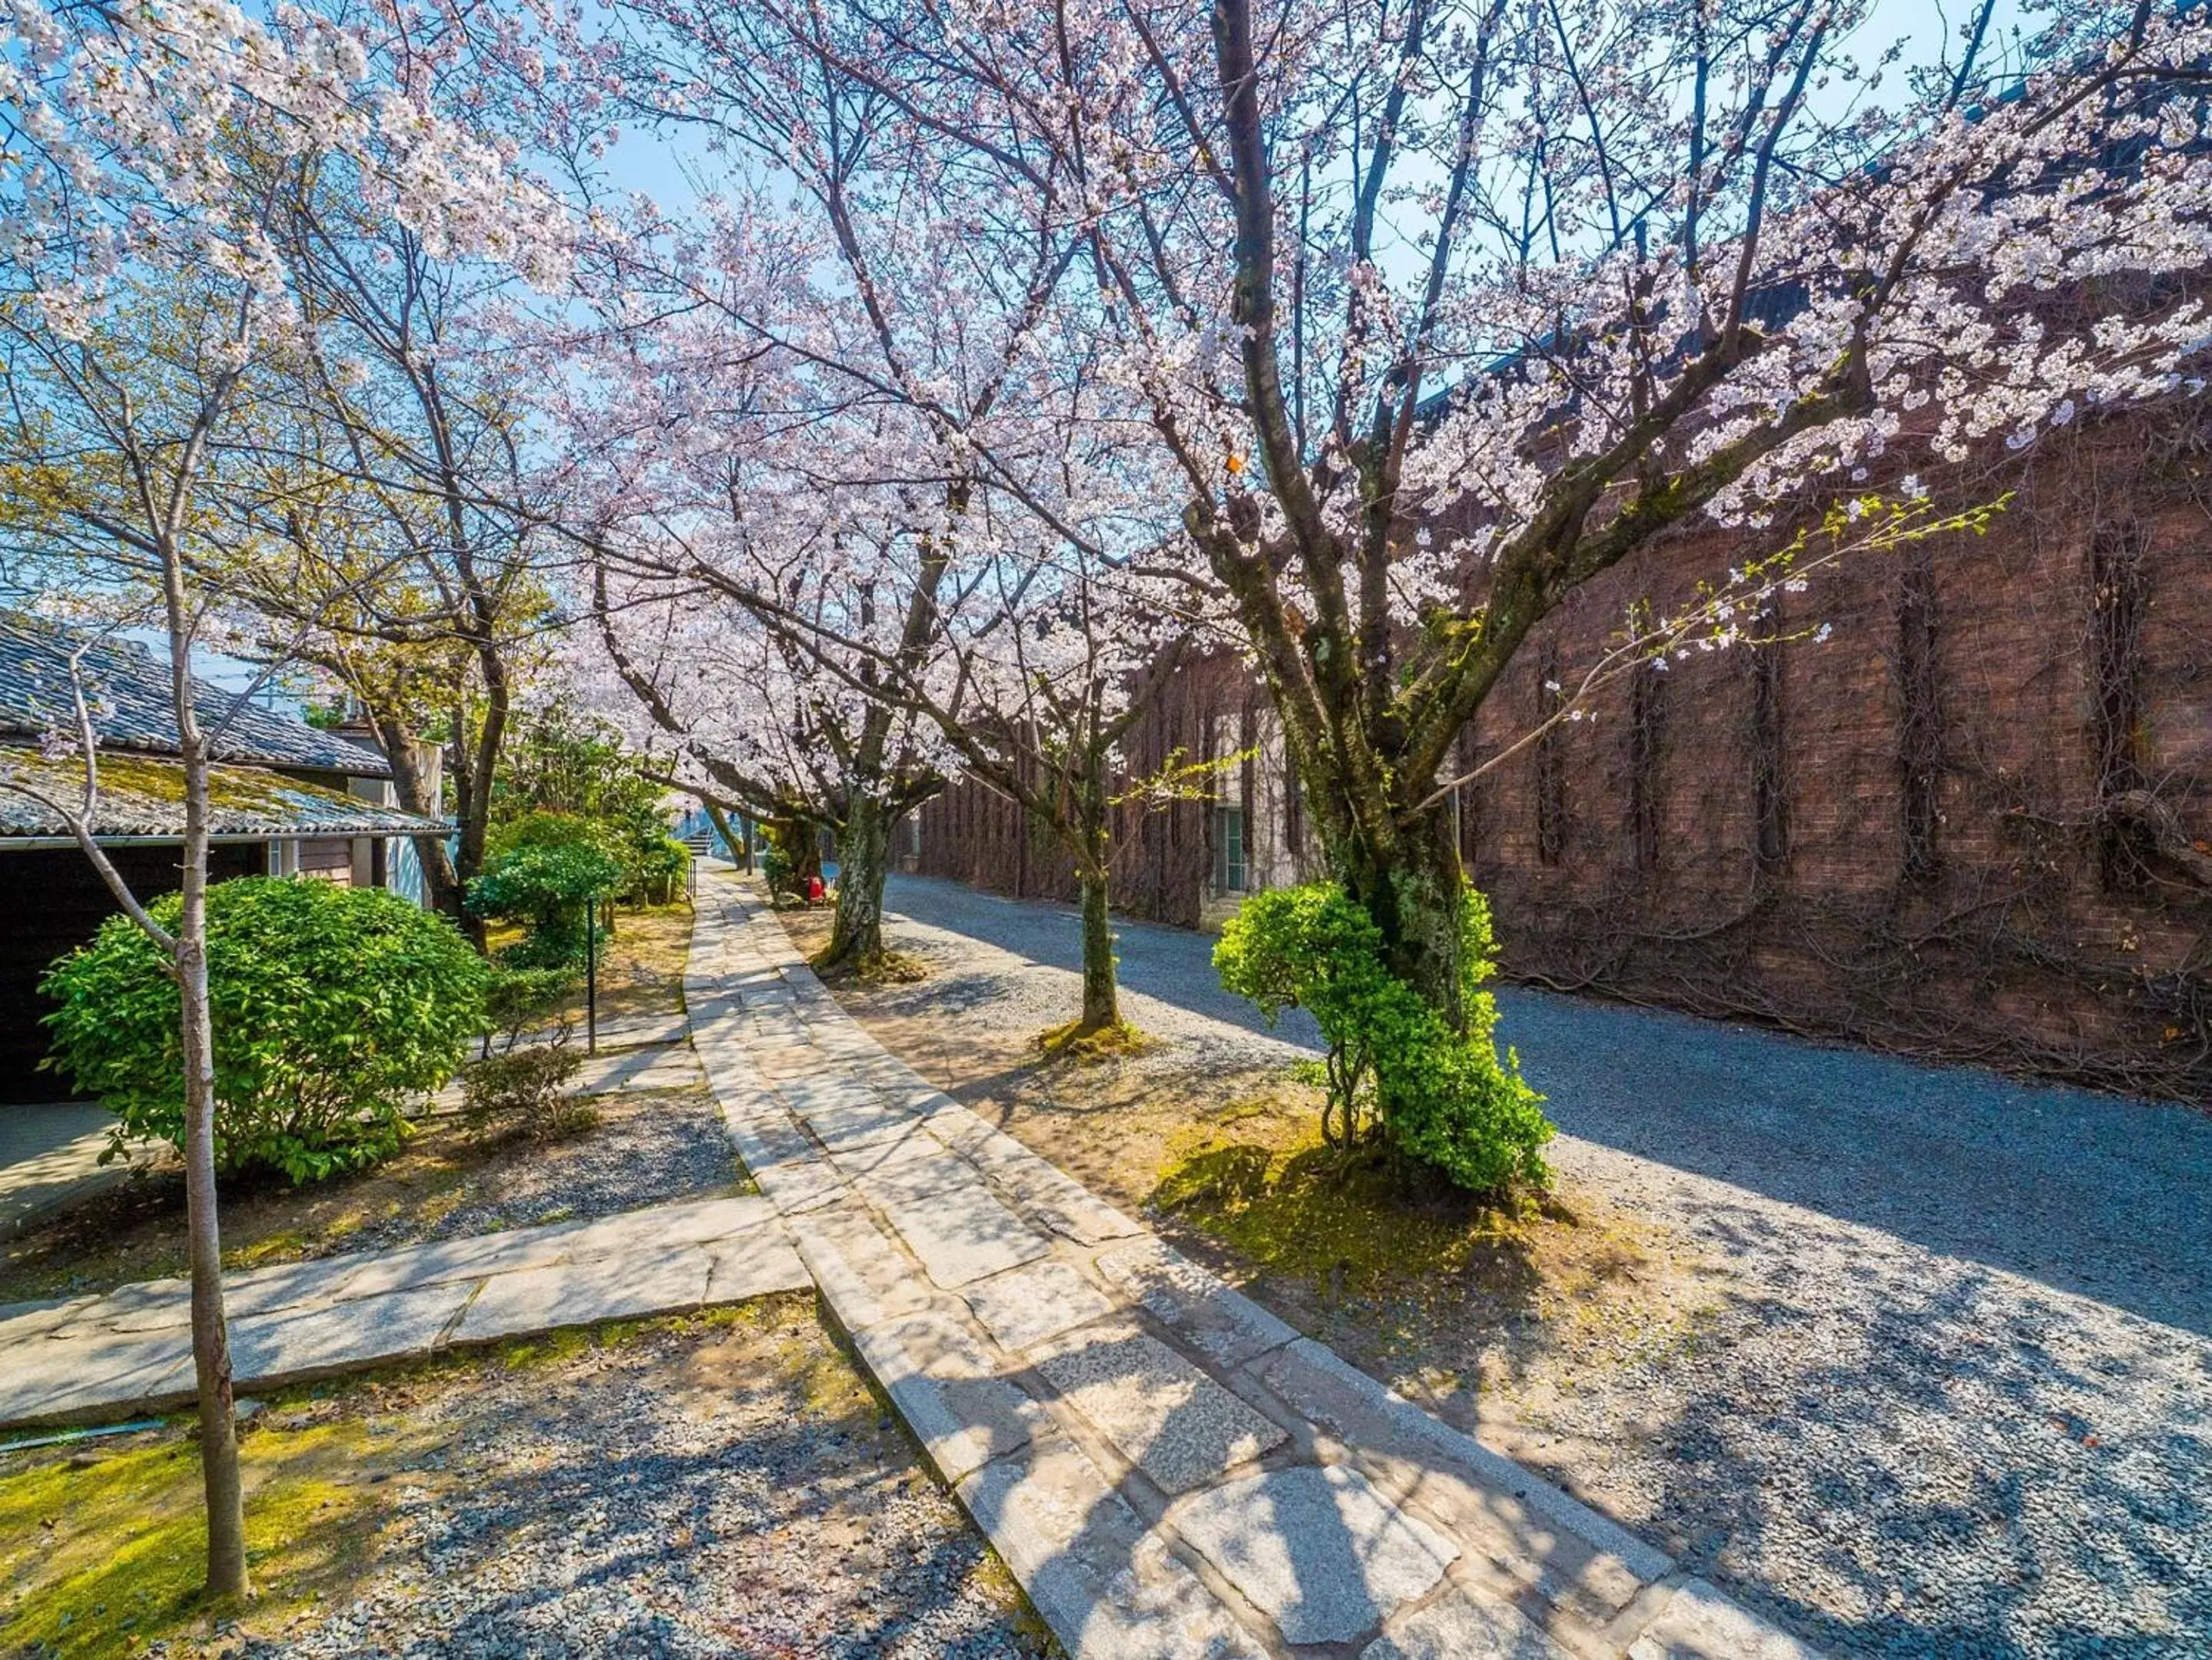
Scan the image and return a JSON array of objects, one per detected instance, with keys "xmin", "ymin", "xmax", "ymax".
[
  {"xmin": 871, "ymin": 875, "xmax": 2212, "ymax": 1656},
  {"xmin": 0, "ymin": 1192, "xmax": 808, "ymax": 1426}
]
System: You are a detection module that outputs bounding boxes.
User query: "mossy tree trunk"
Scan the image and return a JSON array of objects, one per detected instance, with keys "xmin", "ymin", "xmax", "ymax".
[
  {"xmin": 174, "ymin": 708, "xmax": 247, "ymax": 1601},
  {"xmin": 1325, "ymin": 797, "xmax": 1471, "ymax": 1031},
  {"xmin": 1073, "ymin": 755, "xmax": 1119, "ymax": 1032},
  {"xmin": 158, "ymin": 545, "xmax": 249, "ymax": 1602},
  {"xmin": 824, "ymin": 788, "xmax": 890, "ymax": 967}
]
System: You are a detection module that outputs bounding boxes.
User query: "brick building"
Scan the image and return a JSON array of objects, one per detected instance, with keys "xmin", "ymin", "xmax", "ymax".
[{"xmin": 911, "ymin": 401, "xmax": 2212, "ymax": 1102}]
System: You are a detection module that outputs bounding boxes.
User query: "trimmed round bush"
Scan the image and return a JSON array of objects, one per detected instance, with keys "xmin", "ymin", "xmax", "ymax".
[
  {"xmin": 42, "ymin": 876, "xmax": 490, "ymax": 1183},
  {"xmin": 469, "ymin": 812, "xmax": 625, "ymax": 966},
  {"xmin": 1214, "ymin": 880, "xmax": 1554, "ymax": 1195}
]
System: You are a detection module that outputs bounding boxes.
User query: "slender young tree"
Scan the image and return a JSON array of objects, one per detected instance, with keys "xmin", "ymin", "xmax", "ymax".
[
  {"xmin": 0, "ymin": 0, "xmax": 565, "ymax": 1595},
  {"xmin": 196, "ymin": 140, "xmax": 565, "ymax": 942}
]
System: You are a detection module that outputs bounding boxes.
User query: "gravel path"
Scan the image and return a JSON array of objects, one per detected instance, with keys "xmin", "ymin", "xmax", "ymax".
[
  {"xmin": 214, "ymin": 1309, "xmax": 1046, "ymax": 1660},
  {"xmin": 334, "ymin": 1066, "xmax": 738, "ymax": 1257},
  {"xmin": 871, "ymin": 873, "xmax": 2212, "ymax": 1659}
]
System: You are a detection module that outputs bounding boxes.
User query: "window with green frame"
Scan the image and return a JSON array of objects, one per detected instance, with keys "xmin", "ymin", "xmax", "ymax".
[{"xmin": 1214, "ymin": 804, "xmax": 1246, "ymax": 892}]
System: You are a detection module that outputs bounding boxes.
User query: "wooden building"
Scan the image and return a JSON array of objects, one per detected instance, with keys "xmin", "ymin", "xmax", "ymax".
[{"xmin": 912, "ymin": 403, "xmax": 2212, "ymax": 1102}]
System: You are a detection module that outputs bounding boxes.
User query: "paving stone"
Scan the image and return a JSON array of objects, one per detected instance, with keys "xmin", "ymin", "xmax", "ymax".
[
  {"xmin": 957, "ymin": 1430, "xmax": 1265, "ymax": 1659},
  {"xmin": 1627, "ymin": 1578, "xmax": 1824, "ymax": 1660},
  {"xmin": 452, "ymin": 1244, "xmax": 713, "ymax": 1344},
  {"xmin": 749, "ymin": 1155, "xmax": 849, "ymax": 1214},
  {"xmin": 782, "ymin": 1077, "xmax": 920, "ymax": 1151},
  {"xmin": 0, "ymin": 1325, "xmax": 195, "ymax": 1426},
  {"xmin": 560, "ymin": 1194, "xmax": 777, "ymax": 1257},
  {"xmin": 74, "ymin": 1274, "xmax": 191, "ymax": 1328},
  {"xmin": 703, "ymin": 1231, "xmax": 810, "ymax": 1302},
  {"xmin": 850, "ymin": 1310, "xmax": 1055, "ymax": 1483},
  {"xmin": 85, "ymin": 1255, "xmax": 367, "ymax": 1338},
  {"xmin": 916, "ymin": 1103, "xmax": 1000, "ymax": 1160},
  {"xmin": 575, "ymin": 1012, "xmax": 690, "ymax": 1050},
  {"xmin": 0, "ymin": 1294, "xmax": 98, "ymax": 1345},
  {"xmin": 1096, "ymin": 1239, "xmax": 1299, "ymax": 1369},
  {"xmin": 923, "ymin": 1106, "xmax": 1141, "ymax": 1244},
  {"xmin": 1033, "ymin": 1324, "xmax": 1287, "ymax": 1495},
  {"xmin": 224, "ymin": 1254, "xmax": 380, "ymax": 1319},
  {"xmin": 568, "ymin": 1045, "xmax": 705, "ymax": 1094},
  {"xmin": 1352, "ymin": 1446, "xmax": 1647, "ymax": 1626},
  {"xmin": 1172, "ymin": 1464, "xmax": 1460, "ymax": 1646},
  {"xmin": 788, "ymin": 1203, "xmax": 939, "ymax": 1331},
  {"xmin": 718, "ymin": 1095, "xmax": 818, "ymax": 1178},
  {"xmin": 967, "ymin": 1136, "xmax": 1143, "ymax": 1244},
  {"xmin": 853, "ymin": 1147, "xmax": 979, "ymax": 1210},
  {"xmin": 335, "ymin": 1222, "xmax": 587, "ymax": 1300},
  {"xmin": 960, "ymin": 1260, "xmax": 1116, "ymax": 1353},
  {"xmin": 230, "ymin": 1282, "xmax": 472, "ymax": 1386},
  {"xmin": 825, "ymin": 1122, "xmax": 943, "ymax": 1183},
  {"xmin": 1361, "ymin": 1585, "xmax": 1570, "ymax": 1658},
  {"xmin": 870, "ymin": 1174, "xmax": 1054, "ymax": 1290},
  {"xmin": 1254, "ymin": 1338, "xmax": 1675, "ymax": 1584}
]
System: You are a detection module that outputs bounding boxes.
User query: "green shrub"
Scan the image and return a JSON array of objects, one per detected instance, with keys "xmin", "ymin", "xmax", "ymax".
[
  {"xmin": 42, "ymin": 878, "xmax": 489, "ymax": 1183},
  {"xmin": 482, "ymin": 963, "xmax": 582, "ymax": 1055},
  {"xmin": 1213, "ymin": 881, "xmax": 1553, "ymax": 1195},
  {"xmin": 761, "ymin": 839, "xmax": 794, "ymax": 895},
  {"xmin": 625, "ymin": 833, "xmax": 691, "ymax": 905},
  {"xmin": 459, "ymin": 1046, "xmax": 593, "ymax": 1141},
  {"xmin": 467, "ymin": 817, "xmax": 624, "ymax": 966}
]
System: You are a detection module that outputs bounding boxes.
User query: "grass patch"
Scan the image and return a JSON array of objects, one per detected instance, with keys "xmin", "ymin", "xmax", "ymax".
[
  {"xmin": 1150, "ymin": 1118, "xmax": 1552, "ymax": 1301},
  {"xmin": 1036, "ymin": 1019, "xmax": 1154, "ymax": 1062},
  {"xmin": 0, "ymin": 1414, "xmax": 436, "ymax": 1658},
  {"xmin": 811, "ymin": 946, "xmax": 930, "ymax": 986}
]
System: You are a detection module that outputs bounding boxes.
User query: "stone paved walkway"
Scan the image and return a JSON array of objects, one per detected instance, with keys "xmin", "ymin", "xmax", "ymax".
[
  {"xmin": 688, "ymin": 869, "xmax": 1821, "ymax": 1660},
  {"xmin": 0, "ymin": 1191, "xmax": 808, "ymax": 1428}
]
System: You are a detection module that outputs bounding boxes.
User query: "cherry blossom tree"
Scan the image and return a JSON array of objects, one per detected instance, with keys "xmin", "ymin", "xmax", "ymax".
[
  {"xmin": 0, "ymin": 0, "xmax": 566, "ymax": 1596},
  {"xmin": 708, "ymin": 0, "xmax": 2211, "ymax": 1033},
  {"xmin": 207, "ymin": 156, "xmax": 561, "ymax": 942},
  {"xmin": 528, "ymin": 15, "xmax": 1101, "ymax": 969}
]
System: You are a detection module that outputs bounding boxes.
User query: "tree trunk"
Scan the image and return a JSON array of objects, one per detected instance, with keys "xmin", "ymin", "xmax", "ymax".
[
  {"xmin": 1331, "ymin": 797, "xmax": 1471, "ymax": 1031},
  {"xmin": 701, "ymin": 801, "xmax": 743, "ymax": 870},
  {"xmin": 824, "ymin": 792, "xmax": 890, "ymax": 966},
  {"xmin": 171, "ymin": 648, "xmax": 247, "ymax": 1601},
  {"xmin": 1076, "ymin": 866, "xmax": 1119, "ymax": 1032},
  {"xmin": 764, "ymin": 817, "xmax": 819, "ymax": 893},
  {"xmin": 1073, "ymin": 761, "xmax": 1119, "ymax": 1032}
]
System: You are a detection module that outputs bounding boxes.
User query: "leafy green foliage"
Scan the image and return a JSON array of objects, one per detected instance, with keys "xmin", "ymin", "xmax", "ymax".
[
  {"xmin": 492, "ymin": 709, "xmax": 687, "ymax": 903},
  {"xmin": 1214, "ymin": 881, "xmax": 1553, "ymax": 1195},
  {"xmin": 467, "ymin": 812, "xmax": 625, "ymax": 966},
  {"xmin": 482, "ymin": 963, "xmax": 582, "ymax": 1055},
  {"xmin": 761, "ymin": 839, "xmax": 794, "ymax": 894},
  {"xmin": 628, "ymin": 832, "xmax": 691, "ymax": 905},
  {"xmin": 41, "ymin": 878, "xmax": 489, "ymax": 1184},
  {"xmin": 459, "ymin": 1045, "xmax": 593, "ymax": 1141}
]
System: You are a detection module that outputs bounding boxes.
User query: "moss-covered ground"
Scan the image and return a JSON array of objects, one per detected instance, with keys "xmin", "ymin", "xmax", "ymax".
[{"xmin": 0, "ymin": 1300, "xmax": 1050, "ymax": 1658}]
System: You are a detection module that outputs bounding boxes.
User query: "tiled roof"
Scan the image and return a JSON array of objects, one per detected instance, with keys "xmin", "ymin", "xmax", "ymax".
[
  {"xmin": 0, "ymin": 745, "xmax": 448, "ymax": 841},
  {"xmin": 0, "ymin": 615, "xmax": 390, "ymax": 778}
]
